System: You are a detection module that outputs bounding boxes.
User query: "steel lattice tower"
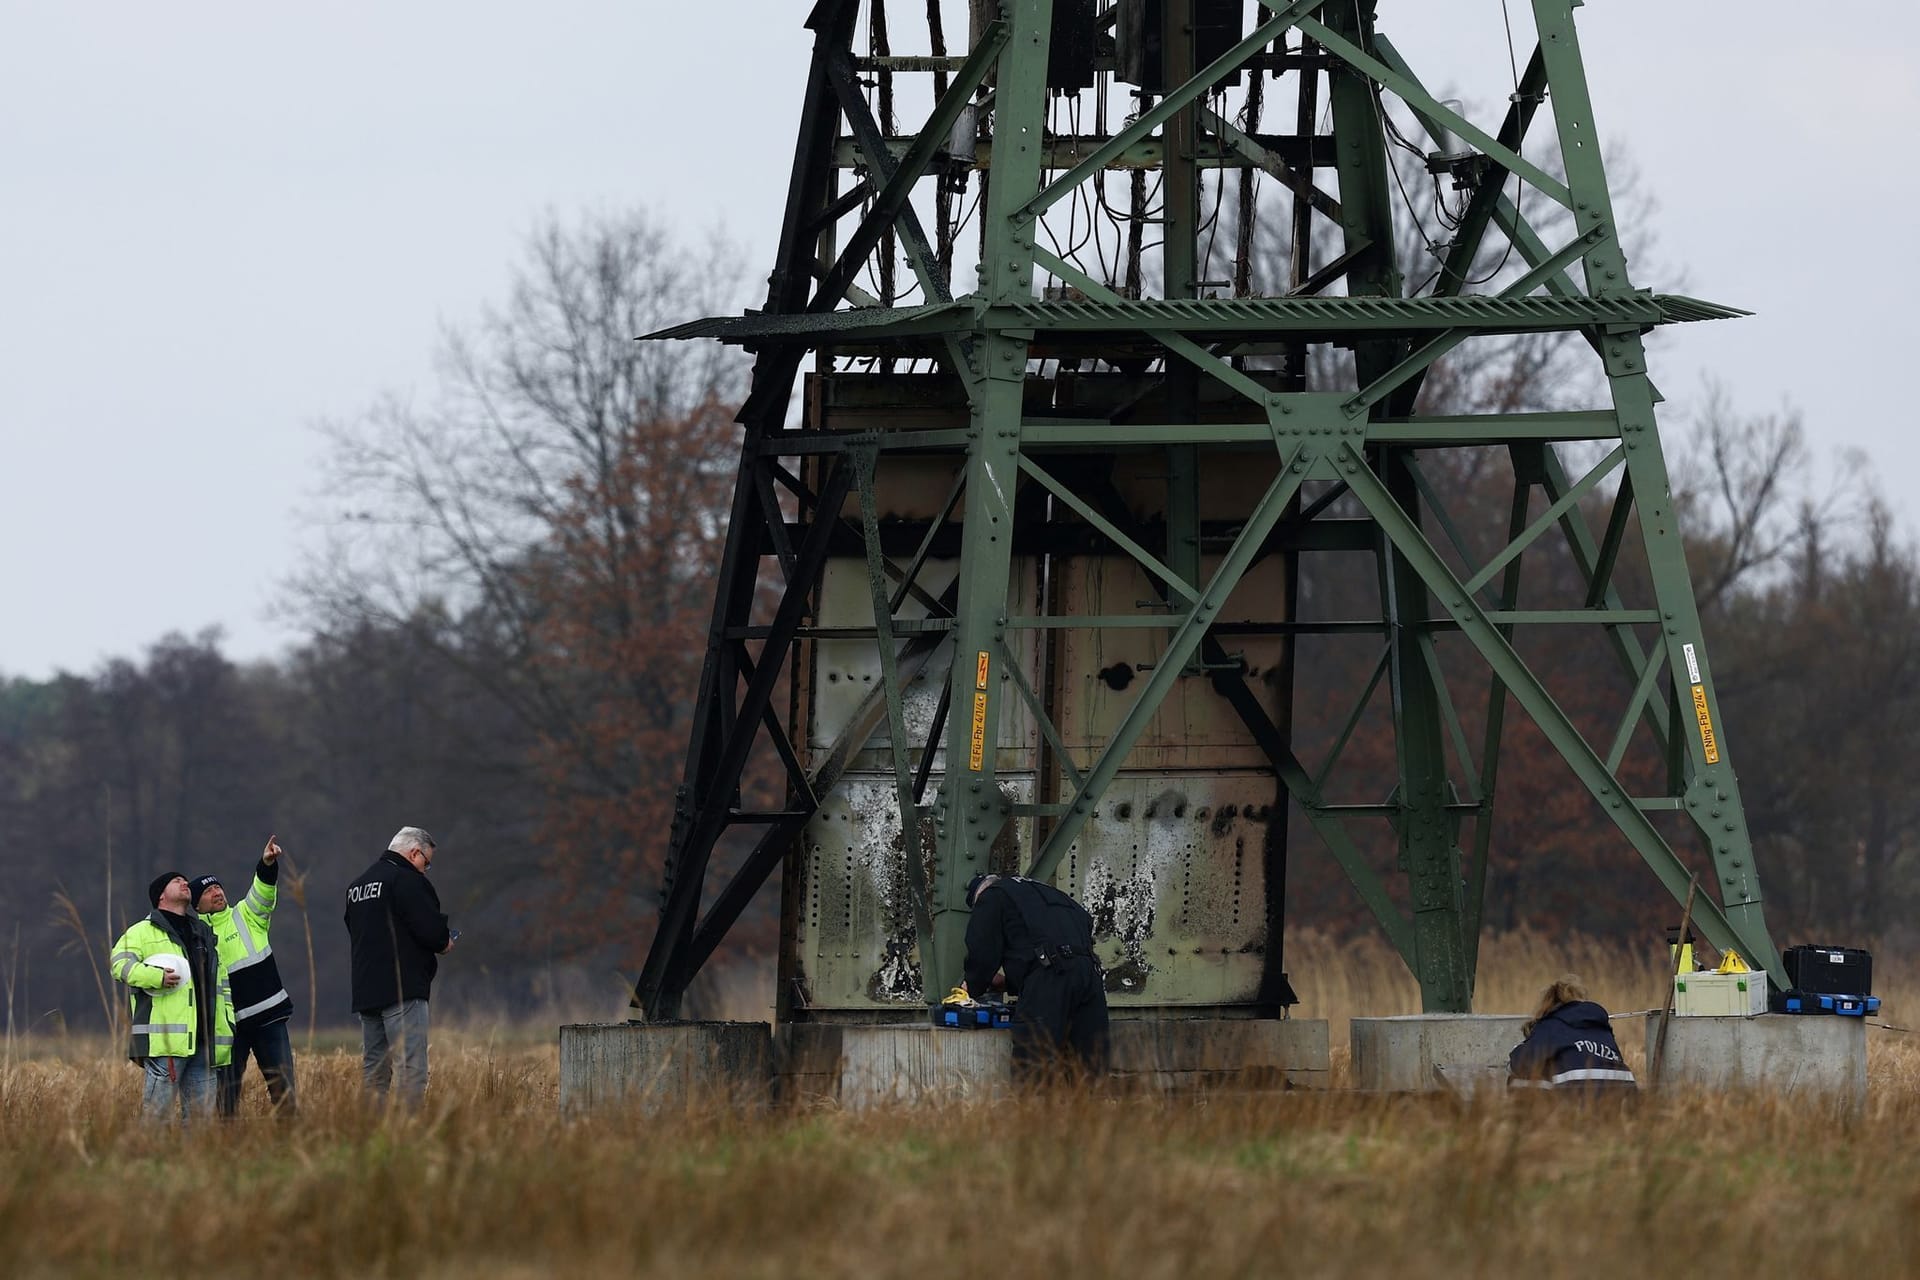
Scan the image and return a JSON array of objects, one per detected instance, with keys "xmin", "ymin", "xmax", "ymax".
[{"xmin": 633, "ymin": 0, "xmax": 1780, "ymax": 1021}]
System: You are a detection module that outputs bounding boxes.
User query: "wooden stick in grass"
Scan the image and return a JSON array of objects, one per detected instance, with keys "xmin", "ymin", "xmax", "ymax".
[{"xmin": 1650, "ymin": 873, "xmax": 1699, "ymax": 1087}]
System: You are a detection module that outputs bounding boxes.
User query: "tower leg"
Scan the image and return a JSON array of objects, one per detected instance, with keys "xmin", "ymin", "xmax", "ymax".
[{"xmin": 1532, "ymin": 0, "xmax": 1779, "ymax": 978}]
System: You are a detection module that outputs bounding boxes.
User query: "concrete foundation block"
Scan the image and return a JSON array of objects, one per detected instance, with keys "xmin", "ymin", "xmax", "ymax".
[
  {"xmin": 776, "ymin": 1017, "xmax": 1332, "ymax": 1105},
  {"xmin": 1108, "ymin": 1017, "xmax": 1330, "ymax": 1089},
  {"xmin": 1647, "ymin": 1014, "xmax": 1866, "ymax": 1107},
  {"xmin": 1350, "ymin": 1014, "xmax": 1530, "ymax": 1092},
  {"xmin": 776, "ymin": 1023, "xmax": 1010, "ymax": 1108},
  {"xmin": 558, "ymin": 1021, "xmax": 771, "ymax": 1116}
]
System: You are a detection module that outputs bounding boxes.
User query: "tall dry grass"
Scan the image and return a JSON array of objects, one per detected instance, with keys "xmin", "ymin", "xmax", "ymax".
[{"xmin": 4, "ymin": 933, "xmax": 1917, "ymax": 1279}]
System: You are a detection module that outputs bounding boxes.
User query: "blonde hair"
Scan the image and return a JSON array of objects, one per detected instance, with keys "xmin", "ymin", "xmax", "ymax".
[{"xmin": 1522, "ymin": 975, "xmax": 1588, "ymax": 1038}]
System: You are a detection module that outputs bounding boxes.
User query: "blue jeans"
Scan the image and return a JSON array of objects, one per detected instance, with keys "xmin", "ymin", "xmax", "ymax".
[
  {"xmin": 217, "ymin": 1018, "xmax": 298, "ymax": 1116},
  {"xmin": 360, "ymin": 999, "xmax": 430, "ymax": 1104},
  {"xmin": 142, "ymin": 1055, "xmax": 215, "ymax": 1126}
]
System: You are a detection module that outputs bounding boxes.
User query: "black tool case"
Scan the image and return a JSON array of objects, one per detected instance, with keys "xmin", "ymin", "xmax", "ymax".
[{"xmin": 1783, "ymin": 945, "xmax": 1873, "ymax": 996}]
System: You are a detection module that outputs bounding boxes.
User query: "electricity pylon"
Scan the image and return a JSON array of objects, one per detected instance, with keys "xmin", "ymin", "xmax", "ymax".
[{"xmin": 632, "ymin": 0, "xmax": 1779, "ymax": 1021}]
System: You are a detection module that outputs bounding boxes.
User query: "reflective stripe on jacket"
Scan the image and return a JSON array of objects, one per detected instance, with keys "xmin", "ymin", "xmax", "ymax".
[
  {"xmin": 203, "ymin": 866, "xmax": 292, "ymax": 1027},
  {"xmin": 1507, "ymin": 1000, "xmax": 1636, "ymax": 1091},
  {"xmin": 108, "ymin": 914, "xmax": 235, "ymax": 1065}
]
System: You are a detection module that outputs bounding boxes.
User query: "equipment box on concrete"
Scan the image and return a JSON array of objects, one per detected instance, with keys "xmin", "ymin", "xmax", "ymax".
[
  {"xmin": 1674, "ymin": 971, "xmax": 1768, "ymax": 1017},
  {"xmin": 1784, "ymin": 945, "xmax": 1872, "ymax": 996}
]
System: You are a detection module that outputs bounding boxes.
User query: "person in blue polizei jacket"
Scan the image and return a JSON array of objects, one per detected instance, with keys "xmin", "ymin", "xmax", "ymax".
[{"xmin": 1508, "ymin": 976, "xmax": 1638, "ymax": 1093}]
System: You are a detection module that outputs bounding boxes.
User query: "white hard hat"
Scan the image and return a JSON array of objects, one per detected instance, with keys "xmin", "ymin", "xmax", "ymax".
[{"xmin": 145, "ymin": 954, "xmax": 189, "ymax": 986}]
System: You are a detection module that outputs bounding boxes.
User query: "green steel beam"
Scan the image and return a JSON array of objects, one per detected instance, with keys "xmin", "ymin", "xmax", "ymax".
[
  {"xmin": 1313, "ymin": 642, "xmax": 1394, "ymax": 794},
  {"xmin": 888, "ymin": 464, "xmax": 966, "ymax": 615},
  {"xmin": 1287, "ymin": 7, "xmax": 1574, "ymax": 210},
  {"xmin": 1404, "ymin": 455, "xmax": 1503, "ymax": 610},
  {"xmin": 1006, "ymin": 409, "xmax": 1621, "ymax": 449},
  {"xmin": 657, "ymin": 291, "xmax": 1740, "ymax": 344},
  {"xmin": 1425, "ymin": 42, "xmax": 1549, "ymax": 299},
  {"xmin": 1485, "ymin": 610, "xmax": 1660, "ymax": 625},
  {"xmin": 1000, "ymin": 635, "xmax": 1085, "ymax": 795},
  {"xmin": 1417, "ymin": 630, "xmax": 1482, "ymax": 807},
  {"xmin": 1464, "ymin": 475, "xmax": 1534, "ymax": 986},
  {"xmin": 1016, "ymin": 453, "xmax": 1200, "ymax": 604},
  {"xmin": 1343, "ymin": 433, "xmax": 1777, "ymax": 982},
  {"xmin": 1585, "ymin": 470, "xmax": 1637, "ymax": 610},
  {"xmin": 1029, "ymin": 247, "xmax": 1274, "ymax": 409},
  {"xmin": 1539, "ymin": 448, "xmax": 1673, "ymax": 750},
  {"xmin": 1006, "ymin": 614, "xmax": 1184, "ymax": 630},
  {"xmin": 1607, "ymin": 642, "xmax": 1669, "ymax": 776},
  {"xmin": 1462, "ymin": 445, "xmax": 1625, "ymax": 597},
  {"xmin": 833, "ymin": 136, "xmax": 1319, "ymax": 173},
  {"xmin": 1344, "ymin": 227, "xmax": 1607, "ymax": 416},
  {"xmin": 1201, "ymin": 630, "xmax": 1417, "ymax": 965},
  {"xmin": 1274, "ymin": 750, "xmax": 1420, "ymax": 967},
  {"xmin": 821, "ymin": 54, "xmax": 951, "ymax": 308},
  {"xmin": 1321, "ymin": 0, "xmax": 1466, "ymax": 1014},
  {"xmin": 853, "ymin": 21, "xmax": 1006, "ymax": 267},
  {"xmin": 926, "ymin": 0, "xmax": 1054, "ymax": 1003},
  {"xmin": 1532, "ymin": 0, "xmax": 1779, "ymax": 981}
]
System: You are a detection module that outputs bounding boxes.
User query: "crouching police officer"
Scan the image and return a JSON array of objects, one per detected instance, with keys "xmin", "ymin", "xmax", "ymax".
[
  {"xmin": 961, "ymin": 874, "xmax": 1109, "ymax": 1080},
  {"xmin": 1507, "ymin": 975, "xmax": 1637, "ymax": 1095}
]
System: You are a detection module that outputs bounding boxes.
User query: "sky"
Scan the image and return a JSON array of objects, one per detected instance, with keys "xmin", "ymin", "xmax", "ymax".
[{"xmin": 2, "ymin": 1, "xmax": 1915, "ymax": 679}]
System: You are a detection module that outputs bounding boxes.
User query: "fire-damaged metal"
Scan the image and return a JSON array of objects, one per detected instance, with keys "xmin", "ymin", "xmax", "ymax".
[{"xmin": 631, "ymin": 0, "xmax": 1783, "ymax": 1025}]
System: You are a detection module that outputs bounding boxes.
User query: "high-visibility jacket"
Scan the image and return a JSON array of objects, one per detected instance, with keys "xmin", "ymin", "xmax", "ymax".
[
  {"xmin": 202, "ymin": 862, "xmax": 293, "ymax": 1029},
  {"xmin": 108, "ymin": 912, "xmax": 234, "ymax": 1066}
]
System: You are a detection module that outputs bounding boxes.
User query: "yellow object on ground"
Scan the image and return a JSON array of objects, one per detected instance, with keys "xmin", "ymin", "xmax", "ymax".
[
  {"xmin": 942, "ymin": 985, "xmax": 975, "ymax": 1006},
  {"xmin": 1716, "ymin": 949, "xmax": 1750, "ymax": 974}
]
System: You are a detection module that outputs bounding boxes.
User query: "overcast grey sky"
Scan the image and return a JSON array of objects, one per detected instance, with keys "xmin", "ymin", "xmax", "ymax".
[{"xmin": 3, "ymin": 2, "xmax": 1914, "ymax": 679}]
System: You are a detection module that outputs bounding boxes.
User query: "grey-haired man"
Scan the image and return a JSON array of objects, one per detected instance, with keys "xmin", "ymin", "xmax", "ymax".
[{"xmin": 344, "ymin": 826, "xmax": 454, "ymax": 1103}]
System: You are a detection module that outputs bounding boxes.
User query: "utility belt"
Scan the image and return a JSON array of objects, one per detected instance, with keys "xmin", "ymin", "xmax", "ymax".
[{"xmin": 1033, "ymin": 943, "xmax": 1098, "ymax": 970}]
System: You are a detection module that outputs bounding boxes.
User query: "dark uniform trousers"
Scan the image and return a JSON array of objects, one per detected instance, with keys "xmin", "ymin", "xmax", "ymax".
[{"xmin": 1011, "ymin": 954, "xmax": 1110, "ymax": 1079}]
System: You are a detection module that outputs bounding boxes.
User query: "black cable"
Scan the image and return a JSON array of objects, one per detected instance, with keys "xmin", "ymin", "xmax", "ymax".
[{"xmin": 1457, "ymin": 0, "xmax": 1527, "ymax": 289}]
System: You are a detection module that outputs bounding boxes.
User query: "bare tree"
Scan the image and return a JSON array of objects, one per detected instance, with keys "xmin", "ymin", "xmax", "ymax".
[
  {"xmin": 292, "ymin": 210, "xmax": 751, "ymax": 952},
  {"xmin": 1672, "ymin": 382, "xmax": 1862, "ymax": 615},
  {"xmin": 294, "ymin": 210, "xmax": 745, "ymax": 760}
]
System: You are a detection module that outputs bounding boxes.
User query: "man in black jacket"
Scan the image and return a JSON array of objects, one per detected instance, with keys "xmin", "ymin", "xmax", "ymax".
[
  {"xmin": 962, "ymin": 874, "xmax": 1109, "ymax": 1080},
  {"xmin": 345, "ymin": 826, "xmax": 453, "ymax": 1103}
]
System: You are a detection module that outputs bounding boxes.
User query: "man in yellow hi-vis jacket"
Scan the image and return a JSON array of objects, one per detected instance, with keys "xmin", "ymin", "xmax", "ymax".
[
  {"xmin": 108, "ymin": 871, "xmax": 234, "ymax": 1125},
  {"xmin": 191, "ymin": 834, "xmax": 297, "ymax": 1115}
]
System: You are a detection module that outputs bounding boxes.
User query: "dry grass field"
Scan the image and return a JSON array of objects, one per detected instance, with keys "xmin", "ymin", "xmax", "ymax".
[{"xmin": 5, "ymin": 932, "xmax": 1918, "ymax": 1279}]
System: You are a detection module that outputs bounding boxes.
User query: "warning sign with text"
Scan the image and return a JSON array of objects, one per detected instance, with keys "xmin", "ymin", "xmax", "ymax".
[
  {"xmin": 1690, "ymin": 684, "xmax": 1720, "ymax": 764},
  {"xmin": 969, "ymin": 691, "xmax": 989, "ymax": 771}
]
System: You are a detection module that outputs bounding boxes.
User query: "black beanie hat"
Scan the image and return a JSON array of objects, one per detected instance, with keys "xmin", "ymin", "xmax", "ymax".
[
  {"xmin": 148, "ymin": 870, "xmax": 185, "ymax": 908},
  {"xmin": 965, "ymin": 873, "xmax": 989, "ymax": 907},
  {"xmin": 189, "ymin": 875, "xmax": 223, "ymax": 910}
]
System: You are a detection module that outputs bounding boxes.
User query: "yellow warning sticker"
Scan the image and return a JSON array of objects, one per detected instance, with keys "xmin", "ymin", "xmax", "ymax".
[
  {"xmin": 969, "ymin": 691, "xmax": 989, "ymax": 771},
  {"xmin": 1690, "ymin": 684, "xmax": 1720, "ymax": 765},
  {"xmin": 975, "ymin": 650, "xmax": 991, "ymax": 691}
]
